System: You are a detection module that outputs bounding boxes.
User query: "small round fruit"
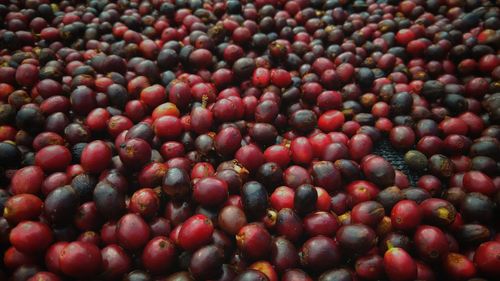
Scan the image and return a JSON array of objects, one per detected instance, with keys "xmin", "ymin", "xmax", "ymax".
[
  {"xmin": 9, "ymin": 221, "xmax": 53, "ymax": 253},
  {"xmin": 218, "ymin": 206, "xmax": 247, "ymax": 235},
  {"xmin": 189, "ymin": 245, "xmax": 224, "ymax": 280},
  {"xmin": 413, "ymin": 225, "xmax": 449, "ymax": 262},
  {"xmin": 129, "ymin": 188, "xmax": 160, "ymax": 219},
  {"xmin": 44, "ymin": 185, "xmax": 79, "ymax": 225},
  {"xmin": 193, "ymin": 177, "xmax": 228, "ymax": 207},
  {"xmin": 336, "ymin": 224, "xmax": 376, "ymax": 257},
  {"xmin": 101, "ymin": 244, "xmax": 132, "ymax": 280},
  {"xmin": 355, "ymin": 254, "xmax": 384, "ymax": 281},
  {"xmin": 3, "ymin": 194, "xmax": 43, "ymax": 224},
  {"xmin": 118, "ymin": 138, "xmax": 152, "ymax": 169},
  {"xmin": 391, "ymin": 200, "xmax": 422, "ymax": 231},
  {"xmin": 142, "ymin": 236, "xmax": 176, "ymax": 274},
  {"xmin": 11, "ymin": 166, "xmax": 44, "ymax": 195},
  {"xmin": 35, "ymin": 145, "xmax": 72, "ymax": 172},
  {"xmin": 178, "ymin": 214, "xmax": 214, "ymax": 251},
  {"xmin": 300, "ymin": 235, "xmax": 341, "ymax": 272},
  {"xmin": 443, "ymin": 253, "xmax": 476, "ymax": 281},
  {"xmin": 116, "ymin": 213, "xmax": 151, "ymax": 250},
  {"xmin": 236, "ymin": 223, "xmax": 272, "ymax": 261},
  {"xmin": 474, "ymin": 241, "xmax": 500, "ymax": 277},
  {"xmin": 81, "ymin": 140, "xmax": 112, "ymax": 174},
  {"xmin": 384, "ymin": 247, "xmax": 417, "ymax": 281},
  {"xmin": 59, "ymin": 241, "xmax": 102, "ymax": 278}
]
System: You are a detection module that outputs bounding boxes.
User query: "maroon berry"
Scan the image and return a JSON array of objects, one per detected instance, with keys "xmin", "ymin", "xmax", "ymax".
[
  {"xmin": 463, "ymin": 171, "xmax": 496, "ymax": 196},
  {"xmin": 264, "ymin": 145, "xmax": 291, "ymax": 169},
  {"xmin": 59, "ymin": 241, "xmax": 102, "ymax": 278},
  {"xmin": 351, "ymin": 201, "xmax": 385, "ymax": 228},
  {"xmin": 236, "ymin": 223, "xmax": 272, "ymax": 261},
  {"xmin": 443, "ymin": 253, "xmax": 476, "ymax": 280},
  {"xmin": 35, "ymin": 145, "xmax": 72, "ymax": 172},
  {"xmin": 275, "ymin": 208, "xmax": 303, "ymax": 242},
  {"xmin": 9, "ymin": 221, "xmax": 52, "ymax": 254},
  {"xmin": 81, "ymin": 140, "xmax": 112, "ymax": 174},
  {"xmin": 336, "ymin": 224, "xmax": 377, "ymax": 256},
  {"xmin": 45, "ymin": 242, "xmax": 68, "ymax": 275},
  {"xmin": 218, "ymin": 205, "xmax": 247, "ymax": 235},
  {"xmin": 101, "ymin": 244, "xmax": 132, "ymax": 280},
  {"xmin": 300, "ymin": 236, "xmax": 341, "ymax": 272},
  {"xmin": 214, "ymin": 127, "xmax": 242, "ymax": 157},
  {"xmin": 420, "ymin": 198, "xmax": 457, "ymax": 227},
  {"xmin": 129, "ymin": 188, "xmax": 160, "ymax": 219},
  {"xmin": 16, "ymin": 63, "xmax": 39, "ymax": 87},
  {"xmin": 193, "ymin": 177, "xmax": 228, "ymax": 207},
  {"xmin": 118, "ymin": 138, "xmax": 152, "ymax": 169},
  {"xmin": 348, "ymin": 134, "xmax": 373, "ymax": 161},
  {"xmin": 189, "ymin": 245, "xmax": 224, "ymax": 280},
  {"xmin": 474, "ymin": 241, "xmax": 500, "ymax": 277},
  {"xmin": 413, "ymin": 225, "xmax": 449, "ymax": 262},
  {"xmin": 236, "ymin": 144, "xmax": 264, "ymax": 172},
  {"xmin": 3, "ymin": 194, "xmax": 43, "ymax": 224},
  {"xmin": 303, "ymin": 211, "xmax": 340, "ymax": 237},
  {"xmin": 141, "ymin": 236, "xmax": 176, "ymax": 274},
  {"xmin": 116, "ymin": 213, "xmax": 151, "ymax": 250},
  {"xmin": 362, "ymin": 156, "xmax": 395, "ymax": 187},
  {"xmin": 390, "ymin": 126, "xmax": 416, "ymax": 150},
  {"xmin": 154, "ymin": 115, "xmax": 183, "ymax": 140},
  {"xmin": 290, "ymin": 137, "xmax": 313, "ymax": 165},
  {"xmin": 355, "ymin": 254, "xmax": 385, "ymax": 280}
]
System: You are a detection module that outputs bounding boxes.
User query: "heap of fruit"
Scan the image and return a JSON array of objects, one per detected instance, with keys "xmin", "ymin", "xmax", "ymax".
[{"xmin": 0, "ymin": 0, "xmax": 499, "ymax": 280}]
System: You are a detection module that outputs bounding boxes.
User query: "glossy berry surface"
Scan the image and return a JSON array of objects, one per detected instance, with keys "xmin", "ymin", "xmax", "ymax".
[{"xmin": 0, "ymin": 0, "xmax": 498, "ymax": 280}]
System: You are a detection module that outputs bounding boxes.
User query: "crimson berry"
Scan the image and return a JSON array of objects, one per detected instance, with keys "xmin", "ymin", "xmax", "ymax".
[
  {"xmin": 59, "ymin": 241, "xmax": 102, "ymax": 278},
  {"xmin": 11, "ymin": 165, "xmax": 44, "ymax": 195},
  {"xmin": 384, "ymin": 247, "xmax": 417, "ymax": 281},
  {"xmin": 35, "ymin": 145, "xmax": 72, "ymax": 172},
  {"xmin": 81, "ymin": 140, "xmax": 112, "ymax": 174},
  {"xmin": 300, "ymin": 235, "xmax": 341, "ymax": 272},
  {"xmin": 290, "ymin": 137, "xmax": 313, "ymax": 166},
  {"xmin": 9, "ymin": 221, "xmax": 53, "ymax": 253},
  {"xmin": 129, "ymin": 188, "xmax": 160, "ymax": 219},
  {"xmin": 101, "ymin": 244, "xmax": 132, "ymax": 280},
  {"xmin": 141, "ymin": 236, "xmax": 176, "ymax": 274},
  {"xmin": 252, "ymin": 67, "xmax": 270, "ymax": 88},
  {"xmin": 116, "ymin": 213, "xmax": 151, "ymax": 250},
  {"xmin": 178, "ymin": 214, "xmax": 214, "ymax": 251},
  {"xmin": 236, "ymin": 144, "xmax": 265, "ymax": 173},
  {"xmin": 270, "ymin": 68, "xmax": 292, "ymax": 88},
  {"xmin": 391, "ymin": 200, "xmax": 422, "ymax": 231},
  {"xmin": 236, "ymin": 223, "xmax": 272, "ymax": 261},
  {"xmin": 474, "ymin": 241, "xmax": 500, "ymax": 277},
  {"xmin": 3, "ymin": 194, "xmax": 43, "ymax": 224},
  {"xmin": 193, "ymin": 177, "xmax": 228, "ymax": 207},
  {"xmin": 318, "ymin": 110, "xmax": 345, "ymax": 132}
]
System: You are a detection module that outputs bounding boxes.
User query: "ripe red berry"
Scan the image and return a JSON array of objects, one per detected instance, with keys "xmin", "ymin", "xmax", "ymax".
[
  {"xmin": 9, "ymin": 221, "xmax": 53, "ymax": 253},
  {"xmin": 142, "ymin": 236, "xmax": 176, "ymax": 274},
  {"xmin": 384, "ymin": 247, "xmax": 417, "ymax": 281},
  {"xmin": 237, "ymin": 223, "xmax": 272, "ymax": 260},
  {"xmin": 178, "ymin": 214, "xmax": 214, "ymax": 251},
  {"xmin": 59, "ymin": 241, "xmax": 102, "ymax": 278},
  {"xmin": 391, "ymin": 200, "xmax": 422, "ymax": 231},
  {"xmin": 81, "ymin": 140, "xmax": 112, "ymax": 174},
  {"xmin": 116, "ymin": 213, "xmax": 151, "ymax": 250}
]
